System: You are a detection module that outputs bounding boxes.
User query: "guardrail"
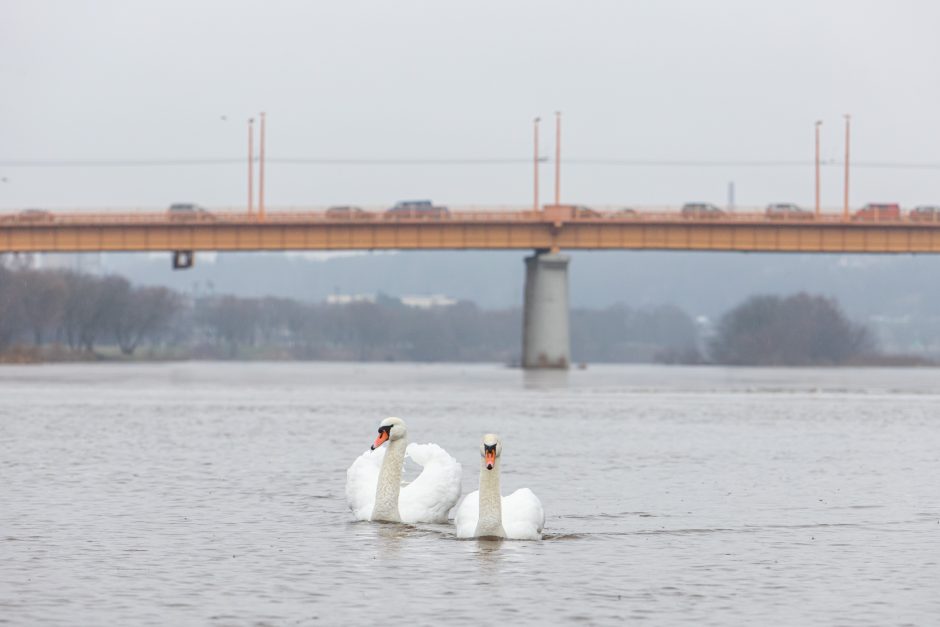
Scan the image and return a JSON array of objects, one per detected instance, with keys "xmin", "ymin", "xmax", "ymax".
[{"xmin": 1, "ymin": 207, "xmax": 939, "ymax": 226}]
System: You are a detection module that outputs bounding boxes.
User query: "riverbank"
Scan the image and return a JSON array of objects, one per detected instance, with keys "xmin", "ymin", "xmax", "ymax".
[{"xmin": 1, "ymin": 344, "xmax": 935, "ymax": 367}]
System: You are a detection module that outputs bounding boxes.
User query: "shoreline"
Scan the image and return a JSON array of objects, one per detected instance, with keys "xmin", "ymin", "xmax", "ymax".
[{"xmin": 1, "ymin": 346, "xmax": 935, "ymax": 368}]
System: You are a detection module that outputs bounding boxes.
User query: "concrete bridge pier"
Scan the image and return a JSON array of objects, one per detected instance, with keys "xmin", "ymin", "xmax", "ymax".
[{"xmin": 522, "ymin": 251, "xmax": 571, "ymax": 369}]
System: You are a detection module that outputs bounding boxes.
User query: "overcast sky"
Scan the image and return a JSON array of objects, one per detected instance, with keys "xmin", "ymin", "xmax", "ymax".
[{"xmin": 2, "ymin": 0, "xmax": 939, "ymax": 211}]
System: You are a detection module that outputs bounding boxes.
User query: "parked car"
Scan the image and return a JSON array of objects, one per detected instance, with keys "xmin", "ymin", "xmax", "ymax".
[
  {"xmin": 853, "ymin": 203, "xmax": 900, "ymax": 221},
  {"xmin": 167, "ymin": 203, "xmax": 213, "ymax": 220},
  {"xmin": 384, "ymin": 200, "xmax": 450, "ymax": 219},
  {"xmin": 325, "ymin": 205, "xmax": 369, "ymax": 219},
  {"xmin": 765, "ymin": 203, "xmax": 812, "ymax": 218},
  {"xmin": 909, "ymin": 205, "xmax": 940, "ymax": 222},
  {"xmin": 680, "ymin": 202, "xmax": 725, "ymax": 218}
]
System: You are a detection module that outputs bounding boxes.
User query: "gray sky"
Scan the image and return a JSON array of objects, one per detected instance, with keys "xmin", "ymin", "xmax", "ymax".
[{"xmin": 2, "ymin": 0, "xmax": 939, "ymax": 211}]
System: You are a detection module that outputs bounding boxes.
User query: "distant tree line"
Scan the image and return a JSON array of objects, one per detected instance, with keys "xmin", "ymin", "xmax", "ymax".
[
  {"xmin": 571, "ymin": 304, "xmax": 703, "ymax": 363},
  {"xmin": 0, "ymin": 266, "xmax": 885, "ymax": 365},
  {"xmin": 0, "ymin": 266, "xmax": 179, "ymax": 356}
]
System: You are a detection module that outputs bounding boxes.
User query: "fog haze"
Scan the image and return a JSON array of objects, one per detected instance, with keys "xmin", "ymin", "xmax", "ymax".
[{"xmin": 3, "ymin": 0, "xmax": 940, "ymax": 209}]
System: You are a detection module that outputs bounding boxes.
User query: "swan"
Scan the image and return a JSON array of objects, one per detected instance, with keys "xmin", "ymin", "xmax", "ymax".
[
  {"xmin": 454, "ymin": 434, "xmax": 545, "ymax": 540},
  {"xmin": 345, "ymin": 417, "xmax": 462, "ymax": 524}
]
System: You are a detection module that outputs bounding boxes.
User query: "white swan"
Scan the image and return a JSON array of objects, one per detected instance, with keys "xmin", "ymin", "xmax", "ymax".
[
  {"xmin": 454, "ymin": 434, "xmax": 545, "ymax": 540},
  {"xmin": 345, "ymin": 417, "xmax": 462, "ymax": 524}
]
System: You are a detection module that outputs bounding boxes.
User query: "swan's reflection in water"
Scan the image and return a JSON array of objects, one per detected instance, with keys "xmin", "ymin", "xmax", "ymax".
[
  {"xmin": 471, "ymin": 539, "xmax": 506, "ymax": 570},
  {"xmin": 522, "ymin": 369, "xmax": 568, "ymax": 390},
  {"xmin": 375, "ymin": 522, "xmax": 409, "ymax": 558}
]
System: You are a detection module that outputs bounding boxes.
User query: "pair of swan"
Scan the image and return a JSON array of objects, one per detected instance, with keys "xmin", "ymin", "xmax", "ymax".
[{"xmin": 345, "ymin": 417, "xmax": 544, "ymax": 540}]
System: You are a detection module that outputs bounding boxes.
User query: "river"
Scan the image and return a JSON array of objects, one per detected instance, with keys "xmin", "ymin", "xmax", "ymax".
[{"xmin": 1, "ymin": 363, "xmax": 937, "ymax": 625}]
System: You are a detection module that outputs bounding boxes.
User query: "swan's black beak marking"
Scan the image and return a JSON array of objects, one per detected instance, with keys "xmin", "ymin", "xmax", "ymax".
[
  {"xmin": 371, "ymin": 425, "xmax": 391, "ymax": 450},
  {"xmin": 484, "ymin": 443, "xmax": 497, "ymax": 470}
]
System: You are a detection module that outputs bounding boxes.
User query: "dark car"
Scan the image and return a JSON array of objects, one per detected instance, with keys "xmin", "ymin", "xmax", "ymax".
[
  {"xmin": 167, "ymin": 203, "xmax": 213, "ymax": 220},
  {"xmin": 325, "ymin": 205, "xmax": 369, "ymax": 219},
  {"xmin": 765, "ymin": 203, "xmax": 812, "ymax": 218},
  {"xmin": 681, "ymin": 202, "xmax": 725, "ymax": 218},
  {"xmin": 909, "ymin": 205, "xmax": 940, "ymax": 222},
  {"xmin": 384, "ymin": 200, "xmax": 450, "ymax": 219}
]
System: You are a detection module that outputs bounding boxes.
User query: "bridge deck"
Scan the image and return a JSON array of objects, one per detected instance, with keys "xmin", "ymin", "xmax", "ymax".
[{"xmin": 2, "ymin": 210, "xmax": 940, "ymax": 253}]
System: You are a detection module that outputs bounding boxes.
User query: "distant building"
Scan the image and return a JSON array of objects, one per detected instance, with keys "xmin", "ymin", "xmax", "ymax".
[
  {"xmin": 401, "ymin": 294, "xmax": 457, "ymax": 309},
  {"xmin": 326, "ymin": 293, "xmax": 377, "ymax": 305}
]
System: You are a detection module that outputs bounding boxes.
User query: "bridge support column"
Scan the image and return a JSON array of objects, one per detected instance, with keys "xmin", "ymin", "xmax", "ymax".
[{"xmin": 522, "ymin": 251, "xmax": 570, "ymax": 369}]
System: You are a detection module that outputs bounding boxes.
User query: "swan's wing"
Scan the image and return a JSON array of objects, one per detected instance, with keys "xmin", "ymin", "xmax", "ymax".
[
  {"xmin": 454, "ymin": 490, "xmax": 480, "ymax": 538},
  {"xmin": 398, "ymin": 443, "xmax": 462, "ymax": 524},
  {"xmin": 344, "ymin": 447, "xmax": 385, "ymax": 521},
  {"xmin": 501, "ymin": 488, "xmax": 544, "ymax": 540}
]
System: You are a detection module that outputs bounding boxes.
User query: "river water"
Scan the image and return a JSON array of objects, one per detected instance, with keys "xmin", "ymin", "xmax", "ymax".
[{"xmin": 1, "ymin": 363, "xmax": 937, "ymax": 626}]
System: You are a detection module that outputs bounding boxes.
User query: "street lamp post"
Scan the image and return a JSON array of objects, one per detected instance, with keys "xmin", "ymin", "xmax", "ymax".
[
  {"xmin": 815, "ymin": 120, "xmax": 822, "ymax": 218},
  {"xmin": 259, "ymin": 111, "xmax": 266, "ymax": 221},
  {"xmin": 843, "ymin": 114, "xmax": 851, "ymax": 221},
  {"xmin": 534, "ymin": 117, "xmax": 541, "ymax": 212},
  {"xmin": 248, "ymin": 118, "xmax": 254, "ymax": 216},
  {"xmin": 554, "ymin": 111, "xmax": 561, "ymax": 206}
]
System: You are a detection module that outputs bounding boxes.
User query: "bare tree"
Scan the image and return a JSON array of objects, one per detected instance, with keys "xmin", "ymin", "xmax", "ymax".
[
  {"xmin": 16, "ymin": 269, "xmax": 67, "ymax": 345},
  {"xmin": 113, "ymin": 286, "xmax": 181, "ymax": 355},
  {"xmin": 710, "ymin": 293, "xmax": 874, "ymax": 366},
  {"xmin": 61, "ymin": 273, "xmax": 131, "ymax": 353},
  {"xmin": 0, "ymin": 267, "xmax": 25, "ymax": 351},
  {"xmin": 195, "ymin": 295, "xmax": 259, "ymax": 357}
]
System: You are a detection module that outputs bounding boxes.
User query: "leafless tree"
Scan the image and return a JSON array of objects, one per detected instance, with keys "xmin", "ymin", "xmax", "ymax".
[
  {"xmin": 709, "ymin": 292, "xmax": 875, "ymax": 366},
  {"xmin": 61, "ymin": 273, "xmax": 131, "ymax": 353},
  {"xmin": 0, "ymin": 267, "xmax": 25, "ymax": 351},
  {"xmin": 113, "ymin": 286, "xmax": 181, "ymax": 355},
  {"xmin": 16, "ymin": 269, "xmax": 67, "ymax": 345}
]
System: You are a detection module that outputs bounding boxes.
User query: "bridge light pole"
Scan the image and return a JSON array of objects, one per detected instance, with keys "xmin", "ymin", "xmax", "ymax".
[
  {"xmin": 815, "ymin": 120, "xmax": 822, "ymax": 218},
  {"xmin": 843, "ymin": 114, "xmax": 850, "ymax": 221},
  {"xmin": 533, "ymin": 117, "xmax": 541, "ymax": 212},
  {"xmin": 248, "ymin": 117, "xmax": 255, "ymax": 217},
  {"xmin": 259, "ymin": 111, "xmax": 266, "ymax": 221},
  {"xmin": 554, "ymin": 111, "xmax": 561, "ymax": 206}
]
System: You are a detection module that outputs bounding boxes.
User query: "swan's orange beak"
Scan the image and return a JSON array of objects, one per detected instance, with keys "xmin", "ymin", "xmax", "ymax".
[
  {"xmin": 485, "ymin": 448, "xmax": 496, "ymax": 469},
  {"xmin": 371, "ymin": 430, "xmax": 389, "ymax": 450}
]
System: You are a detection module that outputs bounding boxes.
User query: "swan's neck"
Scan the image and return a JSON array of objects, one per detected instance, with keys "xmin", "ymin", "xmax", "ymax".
[
  {"xmin": 476, "ymin": 461, "xmax": 505, "ymax": 538},
  {"xmin": 372, "ymin": 438, "xmax": 406, "ymax": 522}
]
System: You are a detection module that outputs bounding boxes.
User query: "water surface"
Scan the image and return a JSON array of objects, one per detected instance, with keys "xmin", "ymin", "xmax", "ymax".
[{"xmin": 1, "ymin": 363, "xmax": 938, "ymax": 625}]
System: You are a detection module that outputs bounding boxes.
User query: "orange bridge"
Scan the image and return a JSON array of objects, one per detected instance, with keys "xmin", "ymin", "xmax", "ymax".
[{"xmin": 3, "ymin": 205, "xmax": 940, "ymax": 254}]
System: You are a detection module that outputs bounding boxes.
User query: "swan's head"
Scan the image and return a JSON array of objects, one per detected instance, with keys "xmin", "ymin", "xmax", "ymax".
[
  {"xmin": 480, "ymin": 433, "xmax": 502, "ymax": 470},
  {"xmin": 371, "ymin": 417, "xmax": 407, "ymax": 450}
]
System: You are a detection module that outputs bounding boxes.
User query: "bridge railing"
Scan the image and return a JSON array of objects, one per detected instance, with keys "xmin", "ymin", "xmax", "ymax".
[{"xmin": 1, "ymin": 206, "xmax": 939, "ymax": 226}]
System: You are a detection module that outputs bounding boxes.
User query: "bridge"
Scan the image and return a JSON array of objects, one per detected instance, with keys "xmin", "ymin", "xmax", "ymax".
[
  {"xmin": 3, "ymin": 204, "xmax": 939, "ymax": 369},
  {"xmin": 3, "ymin": 205, "xmax": 939, "ymax": 254}
]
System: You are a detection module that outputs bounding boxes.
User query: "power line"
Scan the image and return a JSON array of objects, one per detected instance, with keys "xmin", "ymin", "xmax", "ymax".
[{"xmin": 0, "ymin": 157, "xmax": 938, "ymax": 169}]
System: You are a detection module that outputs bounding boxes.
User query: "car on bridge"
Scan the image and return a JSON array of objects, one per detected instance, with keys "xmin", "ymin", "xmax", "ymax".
[
  {"xmin": 167, "ymin": 203, "xmax": 214, "ymax": 220},
  {"xmin": 853, "ymin": 203, "xmax": 900, "ymax": 221},
  {"xmin": 765, "ymin": 203, "xmax": 812, "ymax": 219},
  {"xmin": 680, "ymin": 202, "xmax": 725, "ymax": 218},
  {"xmin": 384, "ymin": 200, "xmax": 450, "ymax": 219},
  {"xmin": 572, "ymin": 205, "xmax": 602, "ymax": 218},
  {"xmin": 909, "ymin": 205, "xmax": 940, "ymax": 222},
  {"xmin": 325, "ymin": 205, "xmax": 370, "ymax": 219},
  {"xmin": 7, "ymin": 208, "xmax": 55, "ymax": 223},
  {"xmin": 609, "ymin": 207, "xmax": 638, "ymax": 219}
]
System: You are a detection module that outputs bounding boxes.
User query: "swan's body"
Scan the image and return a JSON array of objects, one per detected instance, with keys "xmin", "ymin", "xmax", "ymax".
[
  {"xmin": 454, "ymin": 434, "xmax": 544, "ymax": 540},
  {"xmin": 345, "ymin": 418, "xmax": 462, "ymax": 524}
]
